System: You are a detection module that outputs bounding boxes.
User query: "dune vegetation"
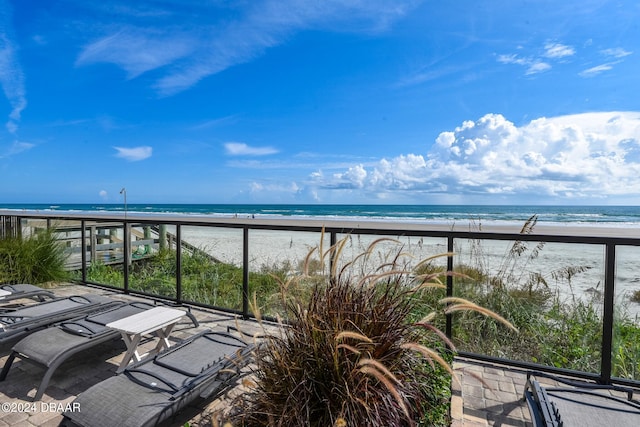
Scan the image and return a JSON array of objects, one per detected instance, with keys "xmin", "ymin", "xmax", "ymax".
[{"xmin": 0, "ymin": 228, "xmax": 69, "ymax": 285}]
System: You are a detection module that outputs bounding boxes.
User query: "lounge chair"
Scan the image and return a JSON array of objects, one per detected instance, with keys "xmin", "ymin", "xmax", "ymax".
[
  {"xmin": 0, "ymin": 294, "xmax": 119, "ymax": 344},
  {"xmin": 0, "ymin": 283, "xmax": 55, "ymax": 304},
  {"xmin": 63, "ymin": 330, "xmax": 255, "ymax": 427},
  {"xmin": 0, "ymin": 300, "xmax": 201, "ymax": 401},
  {"xmin": 523, "ymin": 371, "xmax": 640, "ymax": 427}
]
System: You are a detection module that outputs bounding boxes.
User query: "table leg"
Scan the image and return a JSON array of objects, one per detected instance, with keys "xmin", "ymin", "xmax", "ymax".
[
  {"xmin": 117, "ymin": 332, "xmax": 142, "ymax": 373},
  {"xmin": 151, "ymin": 323, "xmax": 176, "ymax": 355}
]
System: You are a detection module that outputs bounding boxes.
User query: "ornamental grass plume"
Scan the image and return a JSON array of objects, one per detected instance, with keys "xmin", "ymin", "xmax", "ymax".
[{"xmin": 231, "ymin": 234, "xmax": 515, "ymax": 427}]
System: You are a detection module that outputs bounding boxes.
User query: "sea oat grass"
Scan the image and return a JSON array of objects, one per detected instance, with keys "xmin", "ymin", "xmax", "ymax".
[{"xmin": 430, "ymin": 215, "xmax": 640, "ymax": 379}]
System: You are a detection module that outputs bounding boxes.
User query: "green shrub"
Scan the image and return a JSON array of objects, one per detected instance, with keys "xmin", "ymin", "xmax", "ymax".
[
  {"xmin": 0, "ymin": 228, "xmax": 69, "ymax": 284},
  {"xmin": 613, "ymin": 317, "xmax": 640, "ymax": 379},
  {"xmin": 78, "ymin": 247, "xmax": 282, "ymax": 312},
  {"xmin": 83, "ymin": 262, "xmax": 124, "ymax": 287}
]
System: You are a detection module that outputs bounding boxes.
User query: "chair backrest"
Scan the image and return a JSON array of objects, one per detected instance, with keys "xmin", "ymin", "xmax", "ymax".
[{"xmin": 0, "ymin": 294, "xmax": 118, "ymax": 343}]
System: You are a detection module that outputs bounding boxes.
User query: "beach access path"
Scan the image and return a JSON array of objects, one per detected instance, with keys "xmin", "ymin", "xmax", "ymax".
[{"xmin": 0, "ymin": 283, "xmax": 535, "ymax": 426}]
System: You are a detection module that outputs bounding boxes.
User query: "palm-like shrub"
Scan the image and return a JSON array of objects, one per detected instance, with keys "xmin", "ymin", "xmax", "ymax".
[{"xmin": 232, "ymin": 237, "xmax": 515, "ymax": 427}]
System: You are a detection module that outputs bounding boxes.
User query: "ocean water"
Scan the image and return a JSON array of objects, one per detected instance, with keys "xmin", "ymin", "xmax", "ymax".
[{"xmin": 2, "ymin": 204, "xmax": 640, "ymax": 228}]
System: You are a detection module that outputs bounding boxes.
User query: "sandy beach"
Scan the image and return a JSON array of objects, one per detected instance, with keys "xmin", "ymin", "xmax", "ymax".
[
  {"xmin": 172, "ymin": 217, "xmax": 640, "ymax": 318},
  {"xmin": 183, "ymin": 214, "xmax": 640, "ymax": 239},
  {"xmin": 6, "ymin": 209, "xmax": 640, "ymax": 317}
]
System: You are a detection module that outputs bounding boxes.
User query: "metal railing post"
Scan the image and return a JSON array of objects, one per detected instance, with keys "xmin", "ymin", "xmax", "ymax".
[
  {"xmin": 446, "ymin": 236, "xmax": 454, "ymax": 340},
  {"xmin": 80, "ymin": 220, "xmax": 87, "ymax": 283},
  {"xmin": 176, "ymin": 225, "xmax": 182, "ymax": 304},
  {"xmin": 601, "ymin": 242, "xmax": 616, "ymax": 384},
  {"xmin": 330, "ymin": 230, "xmax": 337, "ymax": 274},
  {"xmin": 123, "ymin": 221, "xmax": 130, "ymax": 293},
  {"xmin": 242, "ymin": 227, "xmax": 250, "ymax": 319}
]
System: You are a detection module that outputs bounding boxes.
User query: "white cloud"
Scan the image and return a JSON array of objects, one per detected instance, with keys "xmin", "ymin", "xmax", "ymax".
[
  {"xmin": 0, "ymin": 3, "xmax": 26, "ymax": 134},
  {"xmin": 544, "ymin": 42, "xmax": 575, "ymax": 59},
  {"xmin": 75, "ymin": 1, "xmax": 417, "ymax": 96},
  {"xmin": 497, "ymin": 53, "xmax": 552, "ymax": 76},
  {"xmin": 76, "ymin": 28, "xmax": 195, "ymax": 79},
  {"xmin": 333, "ymin": 164, "xmax": 368, "ymax": 188},
  {"xmin": 225, "ymin": 142, "xmax": 278, "ymax": 156},
  {"xmin": 99, "ymin": 190, "xmax": 108, "ymax": 199},
  {"xmin": 314, "ymin": 112, "xmax": 640, "ymax": 201},
  {"xmin": 498, "ymin": 41, "xmax": 575, "ymax": 76},
  {"xmin": 113, "ymin": 146, "xmax": 152, "ymax": 161},
  {"xmin": 579, "ymin": 63, "xmax": 613, "ymax": 77},
  {"xmin": 245, "ymin": 180, "xmax": 307, "ymax": 202},
  {"xmin": 574, "ymin": 47, "xmax": 632, "ymax": 77},
  {"xmin": 0, "ymin": 140, "xmax": 34, "ymax": 158},
  {"xmin": 525, "ymin": 61, "xmax": 551, "ymax": 75},
  {"xmin": 250, "ymin": 181, "xmax": 300, "ymax": 194},
  {"xmin": 601, "ymin": 48, "xmax": 632, "ymax": 58},
  {"xmin": 497, "ymin": 54, "xmax": 527, "ymax": 66},
  {"xmin": 499, "ymin": 41, "xmax": 631, "ymax": 80}
]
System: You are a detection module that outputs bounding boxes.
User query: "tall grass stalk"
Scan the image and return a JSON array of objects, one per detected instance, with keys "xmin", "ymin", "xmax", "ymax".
[
  {"xmin": 0, "ymin": 227, "xmax": 69, "ymax": 284},
  {"xmin": 230, "ymin": 235, "xmax": 514, "ymax": 427},
  {"xmin": 425, "ymin": 215, "xmax": 640, "ymax": 377}
]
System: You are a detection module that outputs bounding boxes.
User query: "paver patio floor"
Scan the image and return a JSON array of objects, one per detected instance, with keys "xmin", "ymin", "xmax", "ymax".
[{"xmin": 452, "ymin": 358, "xmax": 533, "ymax": 426}]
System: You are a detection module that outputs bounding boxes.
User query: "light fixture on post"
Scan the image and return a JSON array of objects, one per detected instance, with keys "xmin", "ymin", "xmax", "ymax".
[{"xmin": 119, "ymin": 187, "xmax": 127, "ymax": 220}]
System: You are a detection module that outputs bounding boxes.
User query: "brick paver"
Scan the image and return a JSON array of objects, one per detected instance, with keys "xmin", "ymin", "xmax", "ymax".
[{"xmin": 452, "ymin": 358, "xmax": 533, "ymax": 426}]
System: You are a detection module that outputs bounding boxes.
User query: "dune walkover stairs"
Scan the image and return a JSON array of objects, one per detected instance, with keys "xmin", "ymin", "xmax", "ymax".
[{"xmin": 6, "ymin": 219, "xmax": 223, "ymax": 270}]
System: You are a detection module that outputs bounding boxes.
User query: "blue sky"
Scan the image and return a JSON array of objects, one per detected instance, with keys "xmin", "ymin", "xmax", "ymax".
[{"xmin": 1, "ymin": 0, "xmax": 639, "ymax": 205}]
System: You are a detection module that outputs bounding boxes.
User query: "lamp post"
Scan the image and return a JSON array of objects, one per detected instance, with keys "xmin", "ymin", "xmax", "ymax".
[{"xmin": 120, "ymin": 187, "xmax": 127, "ymax": 220}]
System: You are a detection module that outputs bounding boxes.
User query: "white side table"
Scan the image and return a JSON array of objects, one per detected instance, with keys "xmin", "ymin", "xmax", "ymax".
[{"xmin": 107, "ymin": 306, "xmax": 185, "ymax": 372}]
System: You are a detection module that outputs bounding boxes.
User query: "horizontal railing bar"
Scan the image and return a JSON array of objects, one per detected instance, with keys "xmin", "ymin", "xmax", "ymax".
[
  {"xmin": 82, "ymin": 281, "xmax": 246, "ymax": 316},
  {"xmin": 8, "ymin": 210, "xmax": 640, "ymax": 246}
]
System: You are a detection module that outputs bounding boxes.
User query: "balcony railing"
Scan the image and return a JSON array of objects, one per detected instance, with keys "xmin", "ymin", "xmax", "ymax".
[{"xmin": 2, "ymin": 210, "xmax": 640, "ymax": 388}]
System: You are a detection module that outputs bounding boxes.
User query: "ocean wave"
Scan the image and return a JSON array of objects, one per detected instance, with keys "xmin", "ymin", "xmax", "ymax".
[{"xmin": 2, "ymin": 204, "xmax": 640, "ymax": 228}]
